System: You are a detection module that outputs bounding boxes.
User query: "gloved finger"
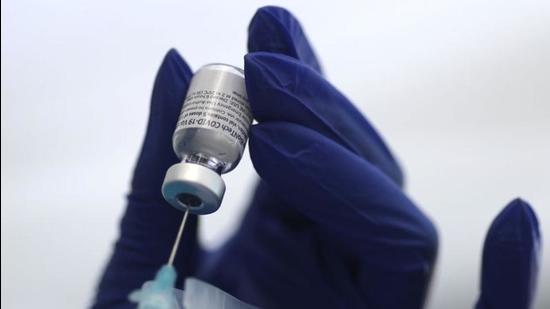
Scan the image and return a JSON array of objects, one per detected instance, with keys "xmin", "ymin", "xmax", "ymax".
[
  {"xmin": 245, "ymin": 5, "xmax": 324, "ymax": 224},
  {"xmin": 245, "ymin": 52, "xmax": 403, "ymax": 186},
  {"xmin": 475, "ymin": 199, "xmax": 541, "ymax": 309},
  {"xmin": 249, "ymin": 121, "xmax": 438, "ymax": 308},
  {"xmin": 247, "ymin": 6, "xmax": 322, "ymax": 74},
  {"xmin": 93, "ymin": 50, "xmax": 200, "ymax": 307},
  {"xmin": 130, "ymin": 49, "xmax": 191, "ymax": 201}
]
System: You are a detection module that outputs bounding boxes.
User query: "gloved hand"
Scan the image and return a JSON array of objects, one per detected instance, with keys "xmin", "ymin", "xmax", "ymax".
[
  {"xmin": 475, "ymin": 198, "xmax": 540, "ymax": 309},
  {"xmin": 92, "ymin": 6, "xmax": 541, "ymax": 309}
]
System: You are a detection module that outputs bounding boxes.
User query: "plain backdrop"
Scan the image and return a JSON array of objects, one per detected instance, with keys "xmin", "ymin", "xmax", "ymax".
[{"xmin": 1, "ymin": 0, "xmax": 549, "ymax": 308}]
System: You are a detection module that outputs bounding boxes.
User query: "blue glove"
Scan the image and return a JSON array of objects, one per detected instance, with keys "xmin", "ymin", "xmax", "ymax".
[
  {"xmin": 476, "ymin": 199, "xmax": 541, "ymax": 309},
  {"xmin": 92, "ymin": 6, "xmax": 541, "ymax": 309}
]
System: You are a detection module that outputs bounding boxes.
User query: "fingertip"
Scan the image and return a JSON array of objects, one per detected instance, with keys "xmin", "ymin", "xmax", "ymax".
[
  {"xmin": 154, "ymin": 48, "xmax": 193, "ymax": 100},
  {"xmin": 150, "ymin": 48, "xmax": 193, "ymax": 119},
  {"xmin": 166, "ymin": 48, "xmax": 184, "ymax": 64},
  {"xmin": 478, "ymin": 198, "xmax": 541, "ymax": 309},
  {"xmin": 166, "ymin": 48, "xmax": 192, "ymax": 72},
  {"xmin": 244, "ymin": 52, "xmax": 306, "ymax": 120},
  {"xmin": 248, "ymin": 6, "xmax": 322, "ymax": 73},
  {"xmin": 245, "ymin": 51, "xmax": 303, "ymax": 78},
  {"xmin": 244, "ymin": 52, "xmax": 323, "ymax": 116},
  {"xmin": 487, "ymin": 198, "xmax": 540, "ymax": 244},
  {"xmin": 131, "ymin": 50, "xmax": 193, "ymax": 200}
]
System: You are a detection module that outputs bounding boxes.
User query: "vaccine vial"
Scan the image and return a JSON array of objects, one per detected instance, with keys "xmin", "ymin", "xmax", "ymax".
[{"xmin": 162, "ymin": 64, "xmax": 252, "ymax": 215}]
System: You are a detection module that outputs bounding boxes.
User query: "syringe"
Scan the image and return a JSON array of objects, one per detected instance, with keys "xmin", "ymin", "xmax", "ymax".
[
  {"xmin": 168, "ymin": 209, "xmax": 189, "ymax": 265},
  {"xmin": 128, "ymin": 210, "xmax": 189, "ymax": 308}
]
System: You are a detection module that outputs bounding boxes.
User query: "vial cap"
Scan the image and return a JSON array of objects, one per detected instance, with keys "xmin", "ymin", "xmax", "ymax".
[{"xmin": 162, "ymin": 162, "xmax": 225, "ymax": 214}]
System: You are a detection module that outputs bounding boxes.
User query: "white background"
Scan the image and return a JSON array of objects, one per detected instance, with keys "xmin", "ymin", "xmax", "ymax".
[{"xmin": 2, "ymin": 0, "xmax": 549, "ymax": 308}]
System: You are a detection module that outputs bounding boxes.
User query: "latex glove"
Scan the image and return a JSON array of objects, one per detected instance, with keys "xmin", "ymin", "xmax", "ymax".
[
  {"xmin": 475, "ymin": 199, "xmax": 541, "ymax": 309},
  {"xmin": 92, "ymin": 6, "xmax": 541, "ymax": 309},
  {"xmin": 92, "ymin": 48, "xmax": 200, "ymax": 308}
]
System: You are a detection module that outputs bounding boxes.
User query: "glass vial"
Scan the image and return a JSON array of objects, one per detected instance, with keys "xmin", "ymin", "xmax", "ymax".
[{"xmin": 162, "ymin": 64, "xmax": 251, "ymax": 214}]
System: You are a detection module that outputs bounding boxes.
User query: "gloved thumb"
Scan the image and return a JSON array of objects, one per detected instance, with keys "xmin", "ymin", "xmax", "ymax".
[{"xmin": 248, "ymin": 6, "xmax": 322, "ymax": 74}]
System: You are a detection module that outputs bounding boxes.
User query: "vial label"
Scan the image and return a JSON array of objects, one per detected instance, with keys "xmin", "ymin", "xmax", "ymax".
[{"xmin": 175, "ymin": 69, "xmax": 252, "ymax": 147}]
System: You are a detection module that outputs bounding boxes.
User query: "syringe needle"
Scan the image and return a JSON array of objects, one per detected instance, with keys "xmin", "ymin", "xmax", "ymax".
[{"xmin": 168, "ymin": 209, "xmax": 189, "ymax": 266}]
